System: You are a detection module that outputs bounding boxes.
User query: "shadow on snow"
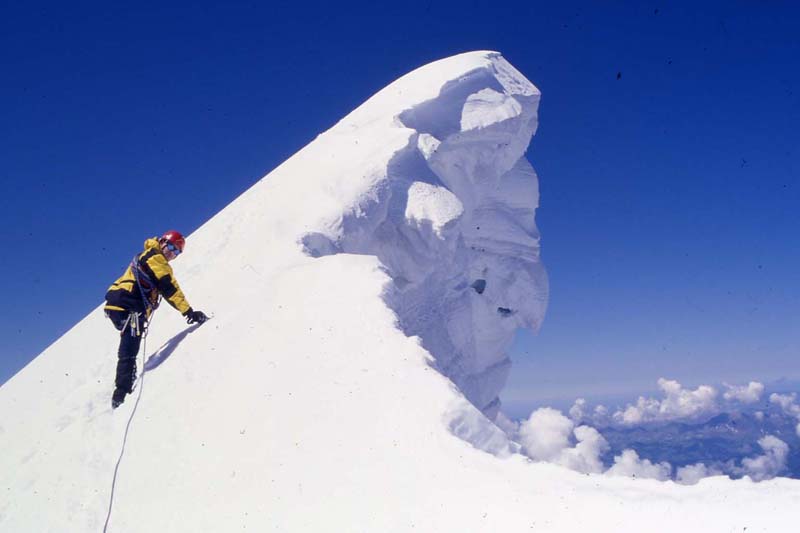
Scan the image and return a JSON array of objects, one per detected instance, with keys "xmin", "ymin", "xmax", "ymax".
[{"xmin": 144, "ymin": 323, "xmax": 203, "ymax": 371}]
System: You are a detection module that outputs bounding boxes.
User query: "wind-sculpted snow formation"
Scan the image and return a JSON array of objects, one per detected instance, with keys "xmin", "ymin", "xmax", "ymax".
[{"xmin": 300, "ymin": 52, "xmax": 547, "ymax": 425}]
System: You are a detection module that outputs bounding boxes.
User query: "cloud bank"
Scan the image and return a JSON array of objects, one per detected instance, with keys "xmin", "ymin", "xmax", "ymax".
[
  {"xmin": 508, "ymin": 379, "xmax": 793, "ymax": 485},
  {"xmin": 612, "ymin": 379, "xmax": 718, "ymax": 425},
  {"xmin": 606, "ymin": 449, "xmax": 672, "ymax": 481},
  {"xmin": 519, "ymin": 407, "xmax": 673, "ymax": 480},
  {"xmin": 723, "ymin": 381, "xmax": 765, "ymax": 403},
  {"xmin": 518, "ymin": 407, "xmax": 608, "ymax": 474}
]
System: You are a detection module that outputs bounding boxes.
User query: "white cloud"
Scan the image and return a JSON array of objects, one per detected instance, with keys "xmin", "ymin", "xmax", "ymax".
[
  {"xmin": 606, "ymin": 449, "xmax": 671, "ymax": 481},
  {"xmin": 568, "ymin": 399, "xmax": 610, "ymax": 427},
  {"xmin": 740, "ymin": 435, "xmax": 789, "ymax": 482},
  {"xmin": 557, "ymin": 425, "xmax": 609, "ymax": 474},
  {"xmin": 676, "ymin": 463, "xmax": 723, "ymax": 485},
  {"xmin": 614, "ymin": 397, "xmax": 659, "ymax": 425},
  {"xmin": 568, "ymin": 398, "xmax": 586, "ymax": 422},
  {"xmin": 518, "ymin": 408, "xmax": 609, "ymax": 474},
  {"xmin": 770, "ymin": 393, "xmax": 800, "ymax": 439},
  {"xmin": 770, "ymin": 393, "xmax": 800, "ymax": 417},
  {"xmin": 723, "ymin": 381, "xmax": 764, "ymax": 403},
  {"xmin": 592, "ymin": 405, "xmax": 610, "ymax": 426},
  {"xmin": 613, "ymin": 378, "xmax": 718, "ymax": 425},
  {"xmin": 519, "ymin": 408, "xmax": 575, "ymax": 461}
]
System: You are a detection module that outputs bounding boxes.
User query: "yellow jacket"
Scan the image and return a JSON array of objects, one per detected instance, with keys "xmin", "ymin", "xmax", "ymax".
[{"xmin": 105, "ymin": 238, "xmax": 191, "ymax": 316}]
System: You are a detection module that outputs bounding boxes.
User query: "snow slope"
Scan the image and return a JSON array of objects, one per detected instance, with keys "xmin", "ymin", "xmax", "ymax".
[{"xmin": 2, "ymin": 51, "xmax": 799, "ymax": 532}]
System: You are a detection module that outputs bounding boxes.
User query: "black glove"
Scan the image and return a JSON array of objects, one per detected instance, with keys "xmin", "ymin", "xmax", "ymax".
[{"xmin": 184, "ymin": 308, "xmax": 208, "ymax": 324}]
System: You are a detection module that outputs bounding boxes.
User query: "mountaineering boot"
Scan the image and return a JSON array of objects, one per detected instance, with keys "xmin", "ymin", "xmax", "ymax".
[{"xmin": 112, "ymin": 388, "xmax": 127, "ymax": 409}]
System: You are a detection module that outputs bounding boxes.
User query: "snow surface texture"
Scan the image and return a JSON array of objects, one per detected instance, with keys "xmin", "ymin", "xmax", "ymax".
[{"xmin": 1, "ymin": 51, "xmax": 799, "ymax": 532}]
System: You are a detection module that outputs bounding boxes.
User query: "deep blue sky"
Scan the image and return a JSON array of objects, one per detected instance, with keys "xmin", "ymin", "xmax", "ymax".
[{"xmin": 2, "ymin": 2, "xmax": 798, "ymax": 410}]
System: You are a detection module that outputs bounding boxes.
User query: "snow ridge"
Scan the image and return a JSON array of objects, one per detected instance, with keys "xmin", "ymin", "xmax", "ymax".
[{"xmin": 301, "ymin": 53, "xmax": 548, "ymax": 425}]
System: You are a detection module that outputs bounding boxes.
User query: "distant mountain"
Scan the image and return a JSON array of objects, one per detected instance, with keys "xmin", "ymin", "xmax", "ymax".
[{"xmin": 600, "ymin": 407, "xmax": 800, "ymax": 478}]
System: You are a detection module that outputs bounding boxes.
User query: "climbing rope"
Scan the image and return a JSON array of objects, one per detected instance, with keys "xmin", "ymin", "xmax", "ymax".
[
  {"xmin": 103, "ymin": 253, "xmax": 162, "ymax": 532},
  {"xmin": 102, "ymin": 319, "xmax": 151, "ymax": 532}
]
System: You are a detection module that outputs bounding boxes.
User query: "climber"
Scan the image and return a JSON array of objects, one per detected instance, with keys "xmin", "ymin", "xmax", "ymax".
[{"xmin": 104, "ymin": 230, "xmax": 208, "ymax": 408}]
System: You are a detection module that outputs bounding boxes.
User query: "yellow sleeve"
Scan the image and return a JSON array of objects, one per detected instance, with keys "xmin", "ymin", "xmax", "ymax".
[{"xmin": 144, "ymin": 254, "xmax": 192, "ymax": 314}]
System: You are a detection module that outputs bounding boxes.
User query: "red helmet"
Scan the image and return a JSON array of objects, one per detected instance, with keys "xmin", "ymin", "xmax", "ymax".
[{"xmin": 160, "ymin": 230, "xmax": 186, "ymax": 252}]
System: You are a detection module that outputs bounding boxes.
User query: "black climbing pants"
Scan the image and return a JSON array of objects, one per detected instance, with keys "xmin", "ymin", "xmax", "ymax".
[{"xmin": 106, "ymin": 310, "xmax": 144, "ymax": 394}]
